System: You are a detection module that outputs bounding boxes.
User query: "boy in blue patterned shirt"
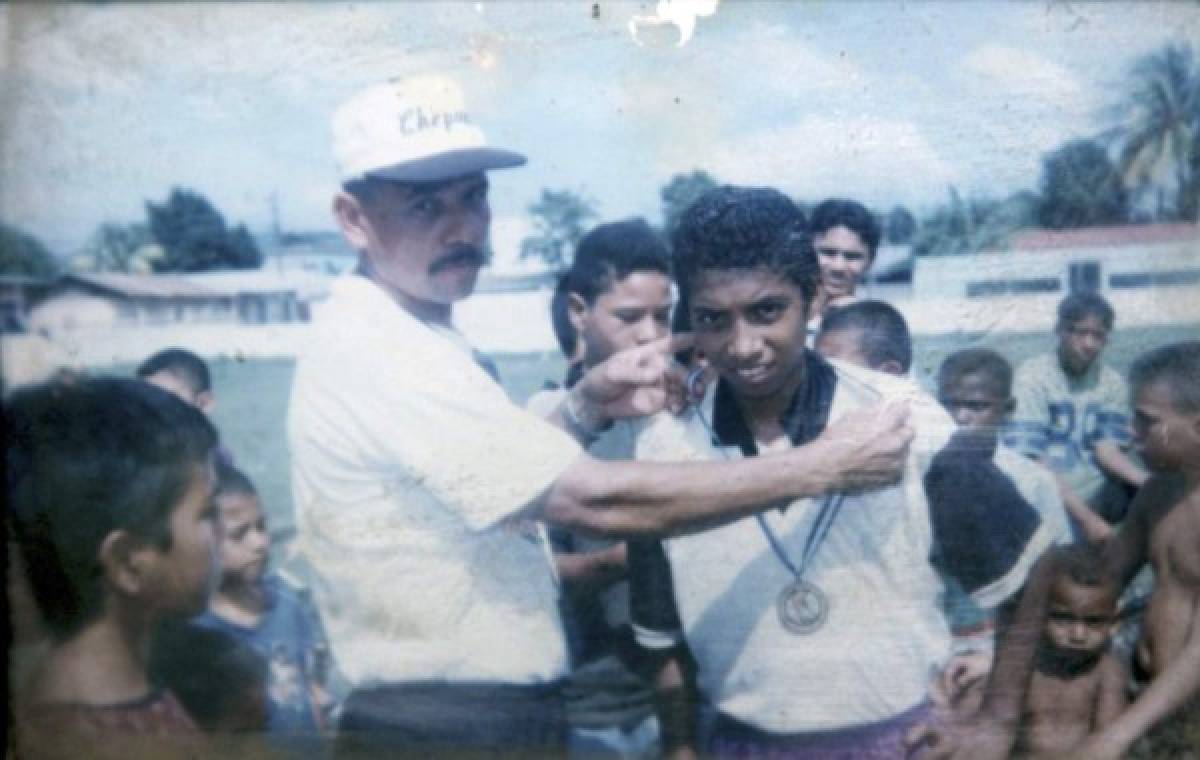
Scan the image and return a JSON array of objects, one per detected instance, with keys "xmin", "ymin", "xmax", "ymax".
[{"xmin": 196, "ymin": 465, "xmax": 334, "ymax": 738}]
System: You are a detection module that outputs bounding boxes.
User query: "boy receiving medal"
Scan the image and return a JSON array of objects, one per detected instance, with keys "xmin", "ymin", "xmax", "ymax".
[{"xmin": 629, "ymin": 186, "xmax": 1055, "ymax": 759}]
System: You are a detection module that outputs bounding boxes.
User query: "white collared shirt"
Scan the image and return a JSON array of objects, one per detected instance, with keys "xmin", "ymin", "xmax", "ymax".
[{"xmin": 288, "ymin": 275, "xmax": 580, "ymax": 687}]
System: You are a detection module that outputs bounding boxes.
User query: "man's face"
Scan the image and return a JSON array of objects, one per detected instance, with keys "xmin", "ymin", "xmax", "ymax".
[
  {"xmin": 349, "ymin": 173, "xmax": 491, "ymax": 308},
  {"xmin": 1132, "ymin": 379, "xmax": 1199, "ymax": 472},
  {"xmin": 690, "ymin": 268, "xmax": 809, "ymax": 402},
  {"xmin": 938, "ymin": 371, "xmax": 1013, "ymax": 431},
  {"xmin": 1044, "ymin": 576, "xmax": 1116, "ymax": 658},
  {"xmin": 1056, "ymin": 314, "xmax": 1109, "ymax": 377},
  {"xmin": 571, "ymin": 271, "xmax": 672, "ymax": 368},
  {"xmin": 813, "ymin": 225, "xmax": 871, "ymax": 302}
]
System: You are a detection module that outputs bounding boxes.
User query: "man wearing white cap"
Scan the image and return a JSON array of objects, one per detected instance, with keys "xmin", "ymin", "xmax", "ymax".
[{"xmin": 288, "ymin": 74, "xmax": 914, "ymax": 757}]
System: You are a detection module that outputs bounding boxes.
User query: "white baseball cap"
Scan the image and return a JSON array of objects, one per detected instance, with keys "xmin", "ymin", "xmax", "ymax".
[{"xmin": 332, "ymin": 75, "xmax": 526, "ymax": 183}]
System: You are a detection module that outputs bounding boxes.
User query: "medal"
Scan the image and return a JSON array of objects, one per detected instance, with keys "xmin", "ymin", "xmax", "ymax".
[
  {"xmin": 777, "ymin": 578, "xmax": 829, "ymax": 634},
  {"xmin": 690, "ymin": 379, "xmax": 846, "ymax": 637}
]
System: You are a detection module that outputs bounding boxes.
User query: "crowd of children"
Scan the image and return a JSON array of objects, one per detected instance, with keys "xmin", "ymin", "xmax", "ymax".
[{"xmin": 5, "ymin": 203, "xmax": 1199, "ymax": 759}]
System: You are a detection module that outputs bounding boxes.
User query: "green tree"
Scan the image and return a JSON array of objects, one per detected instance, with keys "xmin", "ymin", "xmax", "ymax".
[
  {"xmin": 660, "ymin": 169, "xmax": 719, "ymax": 240},
  {"xmin": 884, "ymin": 206, "xmax": 917, "ymax": 244},
  {"xmin": 1037, "ymin": 139, "xmax": 1129, "ymax": 229},
  {"xmin": 0, "ymin": 222, "xmax": 58, "ymax": 277},
  {"xmin": 145, "ymin": 187, "xmax": 262, "ymax": 272},
  {"xmin": 913, "ymin": 188, "xmax": 1038, "ymax": 257},
  {"xmin": 1107, "ymin": 42, "xmax": 1200, "ymax": 220},
  {"xmin": 519, "ymin": 189, "xmax": 597, "ymax": 268},
  {"xmin": 76, "ymin": 222, "xmax": 157, "ymax": 273}
]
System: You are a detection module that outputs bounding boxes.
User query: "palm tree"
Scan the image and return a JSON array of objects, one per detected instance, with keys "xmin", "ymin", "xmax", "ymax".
[{"xmin": 1106, "ymin": 42, "xmax": 1200, "ymax": 221}]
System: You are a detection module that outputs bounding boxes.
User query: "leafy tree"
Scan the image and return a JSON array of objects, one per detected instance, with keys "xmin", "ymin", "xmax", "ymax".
[
  {"xmin": 660, "ymin": 169, "xmax": 719, "ymax": 240},
  {"xmin": 145, "ymin": 187, "xmax": 262, "ymax": 272},
  {"xmin": 0, "ymin": 222, "xmax": 58, "ymax": 277},
  {"xmin": 76, "ymin": 222, "xmax": 157, "ymax": 273},
  {"xmin": 1037, "ymin": 139, "xmax": 1129, "ymax": 229},
  {"xmin": 1106, "ymin": 42, "xmax": 1200, "ymax": 220},
  {"xmin": 913, "ymin": 188, "xmax": 1038, "ymax": 257},
  {"xmin": 884, "ymin": 206, "xmax": 917, "ymax": 244},
  {"xmin": 519, "ymin": 189, "xmax": 597, "ymax": 268}
]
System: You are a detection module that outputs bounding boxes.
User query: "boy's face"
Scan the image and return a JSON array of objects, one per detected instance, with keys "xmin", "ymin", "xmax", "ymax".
[
  {"xmin": 1133, "ymin": 379, "xmax": 1200, "ymax": 472},
  {"xmin": 1056, "ymin": 314, "xmax": 1109, "ymax": 377},
  {"xmin": 1044, "ymin": 575, "xmax": 1117, "ymax": 657},
  {"xmin": 813, "ymin": 225, "xmax": 871, "ymax": 301},
  {"xmin": 938, "ymin": 371, "xmax": 1013, "ymax": 431},
  {"xmin": 217, "ymin": 491, "xmax": 270, "ymax": 588},
  {"xmin": 690, "ymin": 267, "xmax": 809, "ymax": 402},
  {"xmin": 142, "ymin": 464, "xmax": 219, "ymax": 619},
  {"xmin": 570, "ymin": 271, "xmax": 672, "ymax": 369}
]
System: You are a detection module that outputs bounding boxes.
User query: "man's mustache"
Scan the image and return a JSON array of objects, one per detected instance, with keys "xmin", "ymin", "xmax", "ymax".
[{"xmin": 428, "ymin": 244, "xmax": 487, "ymax": 275}]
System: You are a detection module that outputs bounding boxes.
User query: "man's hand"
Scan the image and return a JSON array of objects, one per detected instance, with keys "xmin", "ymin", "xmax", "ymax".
[
  {"xmin": 574, "ymin": 334, "xmax": 695, "ymax": 423},
  {"xmin": 814, "ymin": 401, "xmax": 913, "ymax": 492}
]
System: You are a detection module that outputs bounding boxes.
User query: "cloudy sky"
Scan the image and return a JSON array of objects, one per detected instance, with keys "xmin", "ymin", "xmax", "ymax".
[{"xmin": 1, "ymin": 1, "xmax": 1196, "ymax": 270}]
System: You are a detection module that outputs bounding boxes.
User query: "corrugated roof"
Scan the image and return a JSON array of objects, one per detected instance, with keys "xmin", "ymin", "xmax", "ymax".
[{"xmin": 1008, "ymin": 223, "xmax": 1199, "ymax": 251}]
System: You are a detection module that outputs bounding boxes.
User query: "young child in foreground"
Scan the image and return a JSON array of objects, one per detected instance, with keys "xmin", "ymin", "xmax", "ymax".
[
  {"xmin": 195, "ymin": 464, "xmax": 335, "ymax": 738},
  {"xmin": 1010, "ymin": 543, "xmax": 1128, "ymax": 758},
  {"xmin": 7, "ymin": 377, "xmax": 219, "ymax": 759}
]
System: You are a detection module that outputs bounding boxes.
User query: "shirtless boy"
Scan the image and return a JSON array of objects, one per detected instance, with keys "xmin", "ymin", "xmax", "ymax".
[
  {"xmin": 1012, "ymin": 543, "xmax": 1127, "ymax": 758},
  {"xmin": 1074, "ymin": 340, "xmax": 1200, "ymax": 758}
]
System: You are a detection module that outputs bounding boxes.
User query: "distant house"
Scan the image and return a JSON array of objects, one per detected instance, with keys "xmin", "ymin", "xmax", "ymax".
[
  {"xmin": 913, "ymin": 223, "xmax": 1200, "ymax": 299},
  {"xmin": 27, "ymin": 270, "xmax": 333, "ymax": 335}
]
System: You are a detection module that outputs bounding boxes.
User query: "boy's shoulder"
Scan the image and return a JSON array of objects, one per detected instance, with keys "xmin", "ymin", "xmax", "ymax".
[
  {"xmin": 1014, "ymin": 353, "xmax": 1061, "ymax": 385},
  {"xmin": 18, "ymin": 689, "xmax": 200, "ymax": 754}
]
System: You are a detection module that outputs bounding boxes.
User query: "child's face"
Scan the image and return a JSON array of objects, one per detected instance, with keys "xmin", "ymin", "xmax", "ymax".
[
  {"xmin": 938, "ymin": 371, "xmax": 1012, "ymax": 431},
  {"xmin": 217, "ymin": 492, "xmax": 270, "ymax": 588},
  {"xmin": 143, "ymin": 465, "xmax": 219, "ymax": 618},
  {"xmin": 1133, "ymin": 378, "xmax": 1200, "ymax": 472},
  {"xmin": 1044, "ymin": 576, "xmax": 1117, "ymax": 657},
  {"xmin": 1056, "ymin": 315, "xmax": 1109, "ymax": 377},
  {"xmin": 690, "ymin": 268, "xmax": 809, "ymax": 402},
  {"xmin": 570, "ymin": 271, "xmax": 672, "ymax": 368},
  {"xmin": 813, "ymin": 225, "xmax": 871, "ymax": 301}
]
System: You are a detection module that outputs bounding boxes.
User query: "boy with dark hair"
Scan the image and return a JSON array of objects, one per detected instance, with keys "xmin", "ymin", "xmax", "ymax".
[
  {"xmin": 932, "ymin": 350, "xmax": 1072, "ymax": 677},
  {"xmin": 807, "ymin": 198, "xmax": 881, "ymax": 331},
  {"xmin": 815, "ymin": 299, "xmax": 912, "ymax": 375},
  {"xmin": 529, "ymin": 217, "xmax": 673, "ymax": 759},
  {"xmin": 136, "ymin": 347, "xmax": 214, "ymax": 412},
  {"xmin": 1071, "ymin": 340, "xmax": 1200, "ymax": 758},
  {"xmin": 195, "ymin": 464, "xmax": 335, "ymax": 739},
  {"xmin": 1010, "ymin": 543, "xmax": 1127, "ymax": 758},
  {"xmin": 630, "ymin": 185, "xmax": 1050, "ymax": 758},
  {"xmin": 7, "ymin": 377, "xmax": 219, "ymax": 758},
  {"xmin": 1010, "ymin": 292, "xmax": 1148, "ymax": 542}
]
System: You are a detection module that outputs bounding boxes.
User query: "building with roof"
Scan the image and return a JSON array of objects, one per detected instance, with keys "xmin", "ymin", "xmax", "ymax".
[
  {"xmin": 26, "ymin": 270, "xmax": 332, "ymax": 335},
  {"xmin": 913, "ymin": 223, "xmax": 1199, "ymax": 300}
]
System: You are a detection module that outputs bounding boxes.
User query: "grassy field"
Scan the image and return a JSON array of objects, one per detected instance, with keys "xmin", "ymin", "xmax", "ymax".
[{"xmin": 116, "ymin": 323, "xmax": 1195, "ymax": 560}]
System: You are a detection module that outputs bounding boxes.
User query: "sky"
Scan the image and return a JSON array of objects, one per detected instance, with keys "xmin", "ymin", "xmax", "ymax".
[{"xmin": 1, "ymin": 1, "xmax": 1197, "ymax": 271}]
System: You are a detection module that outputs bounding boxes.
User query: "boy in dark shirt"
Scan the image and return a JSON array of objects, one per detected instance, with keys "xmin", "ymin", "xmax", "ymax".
[{"xmin": 7, "ymin": 377, "xmax": 220, "ymax": 759}]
